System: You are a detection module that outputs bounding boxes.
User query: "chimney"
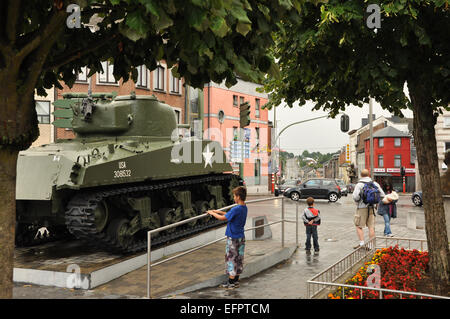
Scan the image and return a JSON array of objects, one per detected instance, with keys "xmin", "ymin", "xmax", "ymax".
[{"xmin": 361, "ymin": 114, "xmax": 376, "ymax": 127}]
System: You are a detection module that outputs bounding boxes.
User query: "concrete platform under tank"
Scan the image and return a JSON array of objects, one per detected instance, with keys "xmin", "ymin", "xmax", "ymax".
[{"xmin": 13, "ymin": 223, "xmax": 296, "ymax": 297}]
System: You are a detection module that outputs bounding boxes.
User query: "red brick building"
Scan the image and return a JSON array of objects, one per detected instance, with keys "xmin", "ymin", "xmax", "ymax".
[
  {"xmin": 364, "ymin": 126, "xmax": 416, "ymax": 192},
  {"xmin": 55, "ymin": 62, "xmax": 185, "ymax": 139},
  {"xmin": 203, "ymin": 80, "xmax": 270, "ymax": 194}
]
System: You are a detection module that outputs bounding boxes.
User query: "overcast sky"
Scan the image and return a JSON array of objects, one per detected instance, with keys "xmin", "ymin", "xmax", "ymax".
[{"xmin": 268, "ymin": 99, "xmax": 414, "ymax": 156}]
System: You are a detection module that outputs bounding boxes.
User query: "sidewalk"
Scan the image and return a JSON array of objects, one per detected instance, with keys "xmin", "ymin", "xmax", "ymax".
[{"xmin": 94, "ymin": 240, "xmax": 294, "ymax": 298}]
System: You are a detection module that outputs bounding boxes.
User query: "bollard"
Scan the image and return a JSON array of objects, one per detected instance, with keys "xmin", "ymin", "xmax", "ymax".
[{"xmin": 407, "ymin": 211, "xmax": 416, "ymax": 230}]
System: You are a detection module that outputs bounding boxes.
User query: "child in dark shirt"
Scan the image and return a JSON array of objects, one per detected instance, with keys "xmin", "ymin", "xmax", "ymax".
[
  {"xmin": 207, "ymin": 186, "xmax": 247, "ymax": 289},
  {"xmin": 302, "ymin": 197, "xmax": 321, "ymax": 253}
]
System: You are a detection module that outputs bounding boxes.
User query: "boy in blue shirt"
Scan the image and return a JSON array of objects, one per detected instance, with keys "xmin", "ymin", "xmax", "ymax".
[{"xmin": 207, "ymin": 186, "xmax": 247, "ymax": 289}]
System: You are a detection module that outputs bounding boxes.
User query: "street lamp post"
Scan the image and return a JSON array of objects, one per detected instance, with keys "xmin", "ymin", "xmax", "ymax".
[{"xmin": 369, "ymin": 98, "xmax": 374, "ymax": 180}]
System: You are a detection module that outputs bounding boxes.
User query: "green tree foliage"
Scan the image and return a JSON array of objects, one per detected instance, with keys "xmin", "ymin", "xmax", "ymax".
[
  {"xmin": 264, "ymin": 0, "xmax": 449, "ymax": 116},
  {"xmin": 263, "ymin": 0, "xmax": 450, "ymax": 294},
  {"xmin": 299, "ymin": 150, "xmax": 337, "ymax": 166},
  {"xmin": 0, "ymin": 0, "xmax": 300, "ymax": 150}
]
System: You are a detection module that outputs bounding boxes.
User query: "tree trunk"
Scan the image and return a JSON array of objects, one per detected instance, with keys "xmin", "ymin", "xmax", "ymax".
[
  {"xmin": 0, "ymin": 6, "xmax": 65, "ymax": 298},
  {"xmin": 409, "ymin": 80, "xmax": 450, "ymax": 295},
  {"xmin": 0, "ymin": 148, "xmax": 18, "ymax": 298},
  {"xmin": 0, "ymin": 68, "xmax": 37, "ymax": 298}
]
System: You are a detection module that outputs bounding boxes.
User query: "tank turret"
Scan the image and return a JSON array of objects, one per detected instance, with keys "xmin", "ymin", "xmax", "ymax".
[{"xmin": 72, "ymin": 95, "xmax": 177, "ymax": 138}]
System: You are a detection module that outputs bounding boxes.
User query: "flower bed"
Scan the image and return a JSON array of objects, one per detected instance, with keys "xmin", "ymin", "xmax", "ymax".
[{"xmin": 328, "ymin": 246, "xmax": 429, "ymax": 299}]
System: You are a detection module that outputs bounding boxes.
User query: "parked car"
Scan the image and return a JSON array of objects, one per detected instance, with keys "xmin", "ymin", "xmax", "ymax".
[
  {"xmin": 335, "ymin": 179, "xmax": 348, "ymax": 196},
  {"xmin": 412, "ymin": 191, "xmax": 423, "ymax": 206},
  {"xmin": 275, "ymin": 179, "xmax": 301, "ymax": 196},
  {"xmin": 283, "ymin": 178, "xmax": 342, "ymax": 202}
]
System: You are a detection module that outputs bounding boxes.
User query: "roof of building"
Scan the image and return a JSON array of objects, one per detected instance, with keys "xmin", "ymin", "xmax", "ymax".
[
  {"xmin": 348, "ymin": 115, "xmax": 413, "ymax": 136},
  {"xmin": 365, "ymin": 126, "xmax": 410, "ymax": 140},
  {"xmin": 387, "ymin": 116, "xmax": 414, "ymax": 133}
]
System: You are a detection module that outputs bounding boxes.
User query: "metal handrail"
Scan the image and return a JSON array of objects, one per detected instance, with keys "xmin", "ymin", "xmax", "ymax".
[
  {"xmin": 306, "ymin": 237, "xmax": 449, "ymax": 299},
  {"xmin": 146, "ymin": 196, "xmax": 298, "ymax": 298},
  {"xmin": 310, "ymin": 280, "xmax": 449, "ymax": 300}
]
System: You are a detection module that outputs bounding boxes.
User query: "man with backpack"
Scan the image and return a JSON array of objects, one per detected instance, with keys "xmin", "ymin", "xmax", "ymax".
[{"xmin": 352, "ymin": 169, "xmax": 385, "ymax": 249}]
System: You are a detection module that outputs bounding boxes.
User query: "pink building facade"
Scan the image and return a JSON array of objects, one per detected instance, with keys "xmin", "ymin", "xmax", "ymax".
[{"xmin": 203, "ymin": 80, "xmax": 271, "ymax": 194}]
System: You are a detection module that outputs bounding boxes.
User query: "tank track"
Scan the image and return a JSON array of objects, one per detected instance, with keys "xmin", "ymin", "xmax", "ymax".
[{"xmin": 65, "ymin": 174, "xmax": 235, "ymax": 254}]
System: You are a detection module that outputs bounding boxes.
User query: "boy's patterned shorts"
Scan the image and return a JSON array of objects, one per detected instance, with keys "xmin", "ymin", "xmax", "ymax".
[{"xmin": 225, "ymin": 237, "xmax": 245, "ymax": 277}]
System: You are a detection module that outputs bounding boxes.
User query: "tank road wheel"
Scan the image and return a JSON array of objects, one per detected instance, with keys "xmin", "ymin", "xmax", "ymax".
[
  {"xmin": 228, "ymin": 175, "xmax": 240, "ymax": 202},
  {"xmin": 93, "ymin": 201, "xmax": 109, "ymax": 232},
  {"xmin": 159, "ymin": 208, "xmax": 182, "ymax": 233},
  {"xmin": 107, "ymin": 218, "xmax": 132, "ymax": 250},
  {"xmin": 194, "ymin": 201, "xmax": 211, "ymax": 224}
]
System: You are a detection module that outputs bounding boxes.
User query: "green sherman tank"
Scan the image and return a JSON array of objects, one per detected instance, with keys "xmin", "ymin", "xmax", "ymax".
[{"xmin": 16, "ymin": 93, "xmax": 241, "ymax": 253}]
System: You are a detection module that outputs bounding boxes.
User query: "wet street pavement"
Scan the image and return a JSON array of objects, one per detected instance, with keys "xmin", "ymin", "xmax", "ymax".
[{"xmin": 13, "ymin": 194, "xmax": 426, "ymax": 299}]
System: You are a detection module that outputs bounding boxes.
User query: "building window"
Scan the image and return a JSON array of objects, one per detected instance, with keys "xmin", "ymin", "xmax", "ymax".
[
  {"xmin": 255, "ymin": 98, "xmax": 260, "ymax": 118},
  {"xmin": 378, "ymin": 138, "xmax": 384, "ymax": 148},
  {"xmin": 75, "ymin": 66, "xmax": 88, "ymax": 83},
  {"xmin": 255, "ymin": 127, "xmax": 260, "ymax": 148},
  {"xmin": 239, "ymin": 96, "xmax": 244, "ymax": 106},
  {"xmin": 255, "ymin": 159, "xmax": 261, "ymax": 185},
  {"xmin": 394, "ymin": 155, "xmax": 401, "ymax": 167},
  {"xmin": 233, "ymin": 95, "xmax": 238, "ymax": 107},
  {"xmin": 169, "ymin": 71, "xmax": 181, "ymax": 94},
  {"xmin": 154, "ymin": 64, "xmax": 165, "ymax": 91},
  {"xmin": 136, "ymin": 65, "xmax": 148, "ymax": 88},
  {"xmin": 174, "ymin": 109, "xmax": 180, "ymax": 124},
  {"xmin": 445, "ymin": 142, "xmax": 450, "ymax": 152},
  {"xmin": 189, "ymin": 87, "xmax": 199, "ymax": 114},
  {"xmin": 394, "ymin": 138, "xmax": 401, "ymax": 147},
  {"xmin": 36, "ymin": 101, "xmax": 50, "ymax": 124},
  {"xmin": 378, "ymin": 155, "xmax": 384, "ymax": 168},
  {"xmin": 233, "ymin": 126, "xmax": 238, "ymax": 141},
  {"xmin": 98, "ymin": 61, "xmax": 116, "ymax": 84},
  {"xmin": 444, "ymin": 117, "xmax": 450, "ymax": 128}
]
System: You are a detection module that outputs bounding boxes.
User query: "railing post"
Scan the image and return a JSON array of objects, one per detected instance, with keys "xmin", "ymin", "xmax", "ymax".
[
  {"xmin": 147, "ymin": 231, "xmax": 151, "ymax": 299},
  {"xmin": 281, "ymin": 197, "xmax": 285, "ymax": 248},
  {"xmin": 306, "ymin": 282, "xmax": 309, "ymax": 299},
  {"xmin": 296, "ymin": 200, "xmax": 299, "ymax": 248}
]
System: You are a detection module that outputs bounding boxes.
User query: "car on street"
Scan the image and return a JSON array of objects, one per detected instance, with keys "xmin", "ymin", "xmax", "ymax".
[
  {"xmin": 412, "ymin": 191, "xmax": 423, "ymax": 206},
  {"xmin": 283, "ymin": 178, "xmax": 342, "ymax": 202},
  {"xmin": 335, "ymin": 179, "xmax": 348, "ymax": 196},
  {"xmin": 274, "ymin": 179, "xmax": 301, "ymax": 196}
]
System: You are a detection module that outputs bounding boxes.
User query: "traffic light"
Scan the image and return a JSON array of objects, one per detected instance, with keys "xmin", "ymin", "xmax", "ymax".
[
  {"xmin": 401, "ymin": 166, "xmax": 406, "ymax": 176},
  {"xmin": 239, "ymin": 101, "xmax": 251, "ymax": 128},
  {"xmin": 340, "ymin": 114, "xmax": 349, "ymax": 132}
]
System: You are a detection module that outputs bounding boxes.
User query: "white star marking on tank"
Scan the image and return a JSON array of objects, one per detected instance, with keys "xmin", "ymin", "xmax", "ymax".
[{"xmin": 202, "ymin": 144, "xmax": 214, "ymax": 168}]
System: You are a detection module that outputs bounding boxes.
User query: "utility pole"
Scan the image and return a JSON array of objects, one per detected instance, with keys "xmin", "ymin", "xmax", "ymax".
[
  {"xmin": 273, "ymin": 105, "xmax": 277, "ymax": 189},
  {"xmin": 369, "ymin": 98, "xmax": 374, "ymax": 180}
]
